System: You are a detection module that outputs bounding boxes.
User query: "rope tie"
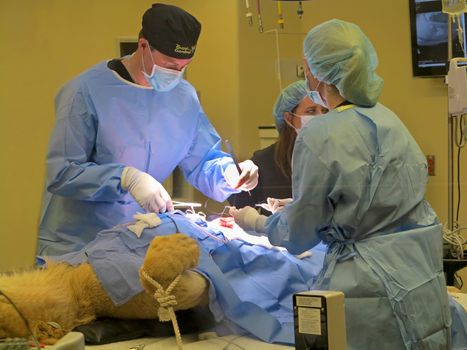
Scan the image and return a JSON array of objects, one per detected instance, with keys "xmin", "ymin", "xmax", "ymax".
[{"xmin": 141, "ymin": 269, "xmax": 183, "ymax": 350}]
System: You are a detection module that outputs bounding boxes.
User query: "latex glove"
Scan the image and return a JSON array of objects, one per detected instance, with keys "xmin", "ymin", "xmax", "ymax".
[
  {"xmin": 228, "ymin": 206, "xmax": 267, "ymax": 233},
  {"xmin": 224, "ymin": 160, "xmax": 259, "ymax": 191},
  {"xmin": 266, "ymin": 197, "xmax": 292, "ymax": 214},
  {"xmin": 121, "ymin": 167, "xmax": 174, "ymax": 213},
  {"xmin": 256, "ymin": 198, "xmax": 292, "ymax": 213},
  {"xmin": 238, "ymin": 160, "xmax": 259, "ymax": 190}
]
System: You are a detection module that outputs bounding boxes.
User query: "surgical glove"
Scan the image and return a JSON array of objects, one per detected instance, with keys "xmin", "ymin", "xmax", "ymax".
[
  {"xmin": 267, "ymin": 197, "xmax": 293, "ymax": 213},
  {"xmin": 121, "ymin": 166, "xmax": 174, "ymax": 213},
  {"xmin": 229, "ymin": 206, "xmax": 267, "ymax": 233},
  {"xmin": 224, "ymin": 160, "xmax": 259, "ymax": 191},
  {"xmin": 237, "ymin": 160, "xmax": 259, "ymax": 191}
]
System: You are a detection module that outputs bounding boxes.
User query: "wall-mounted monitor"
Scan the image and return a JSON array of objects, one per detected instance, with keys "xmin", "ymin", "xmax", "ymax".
[{"xmin": 409, "ymin": 0, "xmax": 466, "ymax": 77}]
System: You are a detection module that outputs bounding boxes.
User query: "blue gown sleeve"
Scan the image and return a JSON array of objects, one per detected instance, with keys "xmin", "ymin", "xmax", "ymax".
[
  {"xmin": 265, "ymin": 134, "xmax": 335, "ymax": 254},
  {"xmin": 178, "ymin": 108, "xmax": 240, "ymax": 202},
  {"xmin": 46, "ymin": 83, "xmax": 126, "ymax": 201}
]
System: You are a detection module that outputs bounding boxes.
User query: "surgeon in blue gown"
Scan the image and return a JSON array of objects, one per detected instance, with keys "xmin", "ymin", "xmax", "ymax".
[
  {"xmin": 38, "ymin": 4, "xmax": 258, "ymax": 256},
  {"xmin": 230, "ymin": 19, "xmax": 455, "ymax": 349}
]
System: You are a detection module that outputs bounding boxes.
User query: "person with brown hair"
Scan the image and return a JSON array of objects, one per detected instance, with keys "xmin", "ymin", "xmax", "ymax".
[{"xmin": 228, "ymin": 80, "xmax": 326, "ymax": 215}]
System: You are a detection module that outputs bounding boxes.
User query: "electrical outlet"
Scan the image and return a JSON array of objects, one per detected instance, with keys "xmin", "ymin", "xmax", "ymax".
[{"xmin": 296, "ymin": 64, "xmax": 305, "ymax": 78}]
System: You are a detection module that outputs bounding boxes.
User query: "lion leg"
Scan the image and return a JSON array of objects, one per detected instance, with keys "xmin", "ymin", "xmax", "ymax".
[
  {"xmin": 139, "ymin": 233, "xmax": 209, "ymax": 311},
  {"xmin": 0, "ymin": 262, "xmax": 110, "ymax": 344}
]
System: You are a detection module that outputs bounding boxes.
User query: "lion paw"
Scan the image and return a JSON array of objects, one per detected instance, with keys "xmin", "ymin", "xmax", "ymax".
[
  {"xmin": 140, "ymin": 233, "xmax": 200, "ymax": 291},
  {"xmin": 31, "ymin": 321, "xmax": 66, "ymax": 345}
]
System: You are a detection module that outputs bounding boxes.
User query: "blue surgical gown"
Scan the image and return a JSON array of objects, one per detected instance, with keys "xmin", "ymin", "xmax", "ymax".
[
  {"xmin": 265, "ymin": 103, "xmax": 452, "ymax": 349},
  {"xmin": 38, "ymin": 61, "xmax": 238, "ymax": 256}
]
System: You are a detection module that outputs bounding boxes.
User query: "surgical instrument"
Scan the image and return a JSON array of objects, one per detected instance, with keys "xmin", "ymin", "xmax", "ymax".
[{"xmin": 224, "ymin": 139, "xmax": 251, "ymax": 196}]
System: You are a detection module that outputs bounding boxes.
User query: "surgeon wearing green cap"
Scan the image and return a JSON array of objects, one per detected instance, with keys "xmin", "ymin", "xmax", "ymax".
[{"xmin": 230, "ymin": 19, "xmax": 451, "ymax": 349}]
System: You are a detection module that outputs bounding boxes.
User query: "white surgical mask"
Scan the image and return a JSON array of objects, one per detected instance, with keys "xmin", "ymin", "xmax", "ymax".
[
  {"xmin": 142, "ymin": 50, "xmax": 184, "ymax": 92},
  {"xmin": 297, "ymin": 114, "xmax": 316, "ymax": 128},
  {"xmin": 288, "ymin": 113, "xmax": 317, "ymax": 134}
]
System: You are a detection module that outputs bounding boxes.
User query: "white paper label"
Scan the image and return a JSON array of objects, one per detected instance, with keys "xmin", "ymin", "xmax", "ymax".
[
  {"xmin": 296, "ymin": 295, "xmax": 322, "ymax": 308},
  {"xmin": 298, "ymin": 307, "xmax": 321, "ymax": 335}
]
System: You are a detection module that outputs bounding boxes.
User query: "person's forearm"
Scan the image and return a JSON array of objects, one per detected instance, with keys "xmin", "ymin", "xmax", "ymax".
[{"xmin": 47, "ymin": 162, "xmax": 126, "ymax": 201}]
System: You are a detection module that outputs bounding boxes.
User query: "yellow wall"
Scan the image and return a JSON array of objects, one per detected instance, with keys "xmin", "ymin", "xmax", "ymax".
[
  {"xmin": 1, "ymin": 0, "xmax": 466, "ymax": 285},
  {"xmin": 237, "ymin": 2, "xmax": 305, "ymax": 159},
  {"xmin": 0, "ymin": 0, "xmax": 238, "ymax": 270}
]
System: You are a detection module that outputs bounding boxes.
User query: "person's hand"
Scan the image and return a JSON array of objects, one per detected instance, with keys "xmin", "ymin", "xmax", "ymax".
[
  {"xmin": 224, "ymin": 160, "xmax": 259, "ymax": 191},
  {"xmin": 228, "ymin": 206, "xmax": 266, "ymax": 233},
  {"xmin": 255, "ymin": 197, "xmax": 292, "ymax": 213},
  {"xmin": 266, "ymin": 197, "xmax": 293, "ymax": 213},
  {"xmin": 121, "ymin": 167, "xmax": 174, "ymax": 213},
  {"xmin": 237, "ymin": 160, "xmax": 259, "ymax": 191}
]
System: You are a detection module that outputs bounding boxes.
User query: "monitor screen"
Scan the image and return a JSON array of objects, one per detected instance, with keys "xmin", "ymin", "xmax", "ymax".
[{"xmin": 409, "ymin": 0, "xmax": 466, "ymax": 77}]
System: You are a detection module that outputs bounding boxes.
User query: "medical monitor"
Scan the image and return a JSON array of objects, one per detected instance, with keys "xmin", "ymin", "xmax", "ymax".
[{"xmin": 409, "ymin": 0, "xmax": 467, "ymax": 77}]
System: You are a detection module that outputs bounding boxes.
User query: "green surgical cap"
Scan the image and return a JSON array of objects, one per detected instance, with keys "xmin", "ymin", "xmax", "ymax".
[
  {"xmin": 303, "ymin": 19, "xmax": 383, "ymax": 107},
  {"xmin": 273, "ymin": 80, "xmax": 308, "ymax": 132}
]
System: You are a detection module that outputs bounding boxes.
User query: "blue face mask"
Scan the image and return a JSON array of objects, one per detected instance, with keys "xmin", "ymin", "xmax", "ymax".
[
  {"xmin": 142, "ymin": 51, "xmax": 184, "ymax": 92},
  {"xmin": 307, "ymin": 81, "xmax": 327, "ymax": 109}
]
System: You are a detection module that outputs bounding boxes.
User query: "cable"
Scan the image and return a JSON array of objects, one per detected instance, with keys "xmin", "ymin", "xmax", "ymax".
[
  {"xmin": 197, "ymin": 198, "xmax": 232, "ymax": 219},
  {"xmin": 173, "ymin": 207, "xmax": 229, "ymax": 244},
  {"xmin": 454, "ymin": 271, "xmax": 464, "ymax": 290},
  {"xmin": 297, "ymin": 1, "xmax": 304, "ymax": 18},
  {"xmin": 456, "ymin": 143, "xmax": 462, "ymax": 224},
  {"xmin": 264, "ymin": 29, "xmax": 283, "ymax": 92},
  {"xmin": 0, "ymin": 289, "xmax": 41, "ymax": 349},
  {"xmin": 455, "ymin": 115, "xmax": 465, "ymax": 224},
  {"xmin": 256, "ymin": 0, "xmax": 263, "ymax": 33},
  {"xmin": 276, "ymin": 1, "xmax": 284, "ymax": 29},
  {"xmin": 443, "ymin": 224, "xmax": 467, "ymax": 259},
  {"xmin": 455, "ymin": 114, "xmax": 466, "ymax": 148},
  {"xmin": 245, "ymin": 0, "xmax": 253, "ymax": 25},
  {"xmin": 164, "ymin": 213, "xmax": 181, "ymax": 233}
]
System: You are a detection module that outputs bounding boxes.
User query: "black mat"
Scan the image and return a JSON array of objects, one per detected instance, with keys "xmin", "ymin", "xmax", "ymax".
[{"xmin": 73, "ymin": 307, "xmax": 215, "ymax": 345}]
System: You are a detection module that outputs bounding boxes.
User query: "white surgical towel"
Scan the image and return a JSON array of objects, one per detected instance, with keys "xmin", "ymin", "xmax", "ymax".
[{"xmin": 127, "ymin": 212, "xmax": 162, "ymax": 237}]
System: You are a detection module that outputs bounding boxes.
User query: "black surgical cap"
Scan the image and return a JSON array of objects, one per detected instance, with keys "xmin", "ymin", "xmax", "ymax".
[{"xmin": 142, "ymin": 3, "xmax": 201, "ymax": 59}]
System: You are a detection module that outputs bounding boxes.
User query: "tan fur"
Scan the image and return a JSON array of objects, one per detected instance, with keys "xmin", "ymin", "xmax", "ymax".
[{"xmin": 0, "ymin": 233, "xmax": 208, "ymax": 344}]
